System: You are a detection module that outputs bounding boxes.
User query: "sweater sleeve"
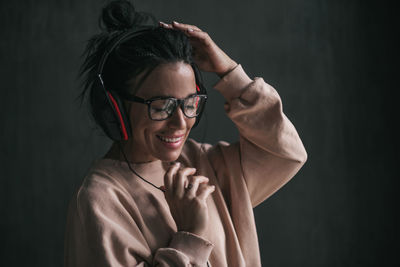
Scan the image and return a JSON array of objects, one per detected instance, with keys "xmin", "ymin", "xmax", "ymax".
[
  {"xmin": 208, "ymin": 64, "xmax": 307, "ymax": 207},
  {"xmin": 64, "ymin": 177, "xmax": 213, "ymax": 267}
]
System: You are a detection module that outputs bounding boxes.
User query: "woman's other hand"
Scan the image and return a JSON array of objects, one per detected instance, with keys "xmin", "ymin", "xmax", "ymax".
[
  {"xmin": 161, "ymin": 162, "xmax": 215, "ymax": 238},
  {"xmin": 159, "ymin": 21, "xmax": 238, "ymax": 78}
]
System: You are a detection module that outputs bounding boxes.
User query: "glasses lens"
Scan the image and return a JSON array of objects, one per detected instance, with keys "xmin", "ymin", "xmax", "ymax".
[
  {"xmin": 149, "ymin": 99, "xmax": 176, "ymax": 120},
  {"xmin": 183, "ymin": 95, "xmax": 206, "ymax": 117},
  {"xmin": 148, "ymin": 95, "xmax": 206, "ymax": 120}
]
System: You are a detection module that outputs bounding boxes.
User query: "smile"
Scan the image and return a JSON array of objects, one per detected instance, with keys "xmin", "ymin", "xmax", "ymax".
[{"xmin": 156, "ymin": 135, "xmax": 184, "ymax": 143}]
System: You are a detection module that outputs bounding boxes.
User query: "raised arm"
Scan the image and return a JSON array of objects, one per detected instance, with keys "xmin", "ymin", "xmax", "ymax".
[
  {"xmin": 211, "ymin": 64, "xmax": 307, "ymax": 207},
  {"xmin": 160, "ymin": 21, "xmax": 307, "ymax": 207}
]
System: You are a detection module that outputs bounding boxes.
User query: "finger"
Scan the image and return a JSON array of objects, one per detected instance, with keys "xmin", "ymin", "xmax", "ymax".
[
  {"xmin": 196, "ymin": 183, "xmax": 215, "ymax": 201},
  {"xmin": 185, "ymin": 176, "xmax": 209, "ymax": 198},
  {"xmin": 186, "ymin": 175, "xmax": 209, "ymax": 188},
  {"xmin": 185, "ymin": 175, "xmax": 209, "ymax": 192},
  {"xmin": 174, "ymin": 167, "xmax": 196, "ymax": 198},
  {"xmin": 171, "ymin": 21, "xmax": 202, "ymax": 32},
  {"xmin": 161, "ymin": 21, "xmax": 208, "ymax": 45},
  {"xmin": 159, "ymin": 21, "xmax": 173, "ymax": 29},
  {"xmin": 185, "ymin": 29, "xmax": 212, "ymax": 46},
  {"xmin": 164, "ymin": 162, "xmax": 181, "ymax": 193}
]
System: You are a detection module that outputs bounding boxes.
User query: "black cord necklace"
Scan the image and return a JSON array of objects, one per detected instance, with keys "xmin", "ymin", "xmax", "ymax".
[{"xmin": 117, "ymin": 141, "xmax": 166, "ymax": 193}]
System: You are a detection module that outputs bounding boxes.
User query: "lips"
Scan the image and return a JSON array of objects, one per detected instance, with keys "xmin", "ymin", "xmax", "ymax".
[{"xmin": 157, "ymin": 135, "xmax": 184, "ymax": 143}]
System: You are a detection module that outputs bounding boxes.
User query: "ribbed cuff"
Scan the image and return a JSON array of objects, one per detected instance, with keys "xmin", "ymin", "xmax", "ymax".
[
  {"xmin": 169, "ymin": 231, "xmax": 214, "ymax": 266},
  {"xmin": 213, "ymin": 64, "xmax": 253, "ymax": 101}
]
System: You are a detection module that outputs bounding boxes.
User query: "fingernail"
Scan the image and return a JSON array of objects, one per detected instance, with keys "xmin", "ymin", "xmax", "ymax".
[
  {"xmin": 173, "ymin": 21, "xmax": 179, "ymax": 25},
  {"xmin": 187, "ymin": 28, "xmax": 194, "ymax": 32},
  {"xmin": 160, "ymin": 21, "xmax": 172, "ymax": 28}
]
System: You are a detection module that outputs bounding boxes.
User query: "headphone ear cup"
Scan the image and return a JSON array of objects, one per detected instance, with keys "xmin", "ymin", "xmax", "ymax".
[
  {"xmin": 191, "ymin": 63, "xmax": 207, "ymax": 128},
  {"xmin": 106, "ymin": 90, "xmax": 132, "ymax": 141},
  {"xmin": 193, "ymin": 82, "xmax": 207, "ymax": 128},
  {"xmin": 91, "ymin": 77, "xmax": 132, "ymax": 141},
  {"xmin": 90, "ymin": 78, "xmax": 122, "ymax": 141}
]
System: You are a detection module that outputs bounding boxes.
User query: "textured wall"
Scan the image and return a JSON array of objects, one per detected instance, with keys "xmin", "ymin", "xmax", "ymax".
[{"xmin": 0, "ymin": 0, "xmax": 396, "ymax": 266}]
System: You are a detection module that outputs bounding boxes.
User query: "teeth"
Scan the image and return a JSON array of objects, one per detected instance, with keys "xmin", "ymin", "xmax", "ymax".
[{"xmin": 158, "ymin": 136, "xmax": 183, "ymax": 143}]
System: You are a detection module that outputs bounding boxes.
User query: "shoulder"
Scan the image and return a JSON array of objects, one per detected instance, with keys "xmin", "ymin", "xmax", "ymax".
[
  {"xmin": 180, "ymin": 138, "xmax": 223, "ymax": 158},
  {"xmin": 75, "ymin": 159, "xmax": 132, "ymax": 210},
  {"xmin": 180, "ymin": 138, "xmax": 238, "ymax": 167},
  {"xmin": 182, "ymin": 138, "xmax": 232, "ymax": 151}
]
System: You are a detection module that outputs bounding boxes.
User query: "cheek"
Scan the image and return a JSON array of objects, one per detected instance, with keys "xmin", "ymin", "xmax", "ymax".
[
  {"xmin": 187, "ymin": 118, "xmax": 196, "ymax": 130},
  {"xmin": 128, "ymin": 106, "xmax": 152, "ymax": 138},
  {"xmin": 130, "ymin": 114, "xmax": 166, "ymax": 141},
  {"xmin": 131, "ymin": 119, "xmax": 162, "ymax": 139}
]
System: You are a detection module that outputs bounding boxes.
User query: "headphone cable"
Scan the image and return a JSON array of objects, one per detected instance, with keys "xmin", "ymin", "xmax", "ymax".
[{"xmin": 117, "ymin": 141, "xmax": 165, "ymax": 192}]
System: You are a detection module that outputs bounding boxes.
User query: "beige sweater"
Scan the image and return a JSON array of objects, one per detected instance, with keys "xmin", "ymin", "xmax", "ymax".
[{"xmin": 64, "ymin": 64, "xmax": 307, "ymax": 267}]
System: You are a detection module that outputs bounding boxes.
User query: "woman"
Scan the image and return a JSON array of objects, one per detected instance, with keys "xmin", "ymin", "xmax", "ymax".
[{"xmin": 64, "ymin": 1, "xmax": 307, "ymax": 266}]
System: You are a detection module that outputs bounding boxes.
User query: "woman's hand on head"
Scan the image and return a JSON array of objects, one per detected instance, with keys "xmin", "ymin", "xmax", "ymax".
[
  {"xmin": 159, "ymin": 21, "xmax": 238, "ymax": 78},
  {"xmin": 162, "ymin": 162, "xmax": 215, "ymax": 238}
]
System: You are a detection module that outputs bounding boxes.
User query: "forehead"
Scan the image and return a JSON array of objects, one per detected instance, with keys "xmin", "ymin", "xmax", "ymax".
[{"xmin": 133, "ymin": 62, "xmax": 196, "ymax": 99}]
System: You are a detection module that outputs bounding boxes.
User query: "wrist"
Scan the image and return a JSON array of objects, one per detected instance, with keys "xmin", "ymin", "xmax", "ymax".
[{"xmin": 216, "ymin": 60, "xmax": 238, "ymax": 78}]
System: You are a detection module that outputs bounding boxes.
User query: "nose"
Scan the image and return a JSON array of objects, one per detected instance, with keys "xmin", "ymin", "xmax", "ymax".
[{"xmin": 167, "ymin": 104, "xmax": 186, "ymax": 129}]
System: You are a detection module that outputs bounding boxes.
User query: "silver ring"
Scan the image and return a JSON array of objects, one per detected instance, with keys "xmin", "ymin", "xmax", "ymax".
[{"xmin": 187, "ymin": 183, "xmax": 193, "ymax": 190}]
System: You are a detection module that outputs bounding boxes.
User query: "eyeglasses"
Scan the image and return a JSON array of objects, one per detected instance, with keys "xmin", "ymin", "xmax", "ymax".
[{"xmin": 121, "ymin": 93, "xmax": 207, "ymax": 121}]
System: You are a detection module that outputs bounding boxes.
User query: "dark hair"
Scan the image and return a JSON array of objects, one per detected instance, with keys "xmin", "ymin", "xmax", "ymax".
[{"xmin": 78, "ymin": 0, "xmax": 201, "ymax": 133}]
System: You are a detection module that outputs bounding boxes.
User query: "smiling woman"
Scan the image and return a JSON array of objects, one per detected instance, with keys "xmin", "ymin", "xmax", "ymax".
[
  {"xmin": 64, "ymin": 0, "xmax": 307, "ymax": 266},
  {"xmin": 106, "ymin": 62, "xmax": 199, "ymax": 163}
]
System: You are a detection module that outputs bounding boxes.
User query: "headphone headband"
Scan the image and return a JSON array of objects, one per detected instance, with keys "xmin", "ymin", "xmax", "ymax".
[{"xmin": 97, "ymin": 25, "xmax": 158, "ymax": 76}]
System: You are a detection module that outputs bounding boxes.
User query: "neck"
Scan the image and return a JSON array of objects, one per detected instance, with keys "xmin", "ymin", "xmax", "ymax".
[
  {"xmin": 104, "ymin": 142, "xmax": 166, "ymax": 192},
  {"xmin": 104, "ymin": 141, "xmax": 159, "ymax": 164}
]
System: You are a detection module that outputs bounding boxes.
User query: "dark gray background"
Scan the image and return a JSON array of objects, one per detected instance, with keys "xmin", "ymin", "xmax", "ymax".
[{"xmin": 1, "ymin": 0, "xmax": 397, "ymax": 266}]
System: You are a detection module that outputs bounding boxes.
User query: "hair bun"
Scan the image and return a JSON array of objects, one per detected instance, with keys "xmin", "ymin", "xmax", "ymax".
[{"xmin": 100, "ymin": 0, "xmax": 154, "ymax": 32}]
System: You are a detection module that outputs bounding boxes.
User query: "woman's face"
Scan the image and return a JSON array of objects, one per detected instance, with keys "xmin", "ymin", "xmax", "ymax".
[{"xmin": 125, "ymin": 61, "xmax": 197, "ymax": 163}]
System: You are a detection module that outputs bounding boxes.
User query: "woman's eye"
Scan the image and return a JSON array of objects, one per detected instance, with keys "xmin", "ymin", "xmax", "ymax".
[
  {"xmin": 152, "ymin": 107, "xmax": 165, "ymax": 112},
  {"xmin": 151, "ymin": 100, "xmax": 171, "ymax": 112}
]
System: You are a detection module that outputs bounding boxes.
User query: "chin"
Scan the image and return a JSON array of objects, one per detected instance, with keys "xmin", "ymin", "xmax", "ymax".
[
  {"xmin": 152, "ymin": 134, "xmax": 187, "ymax": 162},
  {"xmin": 155, "ymin": 148, "xmax": 183, "ymax": 162}
]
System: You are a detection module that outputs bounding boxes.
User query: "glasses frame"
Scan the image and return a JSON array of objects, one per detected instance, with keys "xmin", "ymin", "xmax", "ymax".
[{"xmin": 121, "ymin": 93, "xmax": 208, "ymax": 121}]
